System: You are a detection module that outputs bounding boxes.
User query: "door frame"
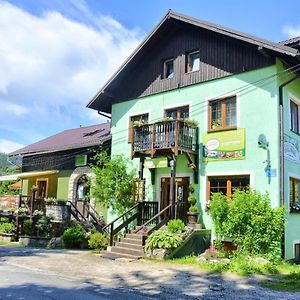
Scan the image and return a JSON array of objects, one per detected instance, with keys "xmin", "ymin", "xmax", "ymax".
[
  {"xmin": 36, "ymin": 178, "xmax": 48, "ymax": 198},
  {"xmin": 157, "ymin": 173, "xmax": 192, "ymax": 212}
]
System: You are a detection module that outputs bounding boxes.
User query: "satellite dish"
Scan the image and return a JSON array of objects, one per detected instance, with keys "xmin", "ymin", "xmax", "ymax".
[{"xmin": 258, "ymin": 134, "xmax": 269, "ymax": 149}]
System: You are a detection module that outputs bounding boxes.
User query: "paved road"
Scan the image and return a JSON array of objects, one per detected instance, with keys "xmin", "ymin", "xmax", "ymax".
[{"xmin": 0, "ymin": 245, "xmax": 300, "ymax": 299}]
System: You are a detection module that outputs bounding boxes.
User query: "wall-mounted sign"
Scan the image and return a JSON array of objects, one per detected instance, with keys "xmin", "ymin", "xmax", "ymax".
[
  {"xmin": 284, "ymin": 135, "xmax": 299, "ymax": 163},
  {"xmin": 75, "ymin": 154, "xmax": 87, "ymax": 167},
  {"xmin": 203, "ymin": 129, "xmax": 245, "ymax": 162},
  {"xmin": 265, "ymin": 168, "xmax": 277, "ymax": 178},
  {"xmin": 144, "ymin": 157, "xmax": 168, "ymax": 169}
]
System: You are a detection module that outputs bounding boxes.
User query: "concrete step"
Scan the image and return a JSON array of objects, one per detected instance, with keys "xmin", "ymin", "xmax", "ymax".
[
  {"xmin": 119, "ymin": 237, "xmax": 144, "ymax": 245},
  {"xmin": 124, "ymin": 233, "xmax": 144, "ymax": 240},
  {"xmin": 100, "ymin": 251, "xmax": 139, "ymax": 260},
  {"xmin": 115, "ymin": 242, "xmax": 144, "ymax": 251},
  {"xmin": 110, "ymin": 246, "xmax": 144, "ymax": 257}
]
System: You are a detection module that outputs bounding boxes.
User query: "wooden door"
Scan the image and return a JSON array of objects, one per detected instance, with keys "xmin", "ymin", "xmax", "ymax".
[
  {"xmin": 160, "ymin": 177, "xmax": 190, "ymax": 220},
  {"xmin": 36, "ymin": 179, "xmax": 47, "ymax": 198}
]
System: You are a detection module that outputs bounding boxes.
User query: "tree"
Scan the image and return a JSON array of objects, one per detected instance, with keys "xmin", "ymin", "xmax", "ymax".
[{"xmin": 91, "ymin": 151, "xmax": 137, "ymax": 217}]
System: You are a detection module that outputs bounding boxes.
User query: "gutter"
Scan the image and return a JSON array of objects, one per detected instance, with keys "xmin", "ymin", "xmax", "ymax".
[{"xmin": 279, "ymin": 75, "xmax": 297, "ymax": 207}]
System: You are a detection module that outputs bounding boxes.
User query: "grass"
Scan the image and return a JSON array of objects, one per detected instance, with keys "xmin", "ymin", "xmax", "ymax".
[
  {"xmin": 0, "ymin": 241, "xmax": 24, "ymax": 247},
  {"xmin": 164, "ymin": 255, "xmax": 300, "ymax": 291}
]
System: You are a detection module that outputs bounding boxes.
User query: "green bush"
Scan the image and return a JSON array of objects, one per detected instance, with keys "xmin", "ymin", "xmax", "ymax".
[
  {"xmin": 189, "ymin": 205, "xmax": 198, "ymax": 212},
  {"xmin": 61, "ymin": 225, "xmax": 86, "ymax": 248},
  {"xmin": 210, "ymin": 189, "xmax": 284, "ymax": 261},
  {"xmin": 35, "ymin": 215, "xmax": 53, "ymax": 237},
  {"xmin": 188, "ymin": 194, "xmax": 197, "ymax": 206},
  {"xmin": 146, "ymin": 230, "xmax": 182, "ymax": 250},
  {"xmin": 88, "ymin": 232, "xmax": 108, "ymax": 252},
  {"xmin": 0, "ymin": 222, "xmax": 15, "ymax": 234},
  {"xmin": 22, "ymin": 219, "xmax": 34, "ymax": 236},
  {"xmin": 167, "ymin": 219, "xmax": 185, "ymax": 234}
]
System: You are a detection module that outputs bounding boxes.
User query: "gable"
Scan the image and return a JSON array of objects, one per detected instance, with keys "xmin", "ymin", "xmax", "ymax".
[{"xmin": 87, "ymin": 11, "xmax": 299, "ymax": 114}]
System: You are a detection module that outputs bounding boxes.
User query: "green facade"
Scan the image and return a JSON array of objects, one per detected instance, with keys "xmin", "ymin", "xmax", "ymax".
[{"xmin": 110, "ymin": 60, "xmax": 300, "ymax": 260}]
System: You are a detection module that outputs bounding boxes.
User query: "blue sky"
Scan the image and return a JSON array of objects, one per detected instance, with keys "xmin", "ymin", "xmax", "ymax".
[{"xmin": 0, "ymin": 0, "xmax": 300, "ymax": 153}]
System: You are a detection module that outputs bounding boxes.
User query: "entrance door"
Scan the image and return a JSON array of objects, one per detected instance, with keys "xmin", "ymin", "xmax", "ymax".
[
  {"xmin": 160, "ymin": 177, "xmax": 190, "ymax": 221},
  {"xmin": 36, "ymin": 179, "xmax": 47, "ymax": 198}
]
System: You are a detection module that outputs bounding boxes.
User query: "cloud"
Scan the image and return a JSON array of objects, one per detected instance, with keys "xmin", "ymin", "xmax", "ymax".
[
  {"xmin": 0, "ymin": 1, "xmax": 142, "ymax": 146},
  {"xmin": 283, "ymin": 24, "xmax": 300, "ymax": 38},
  {"xmin": 0, "ymin": 139, "xmax": 25, "ymax": 154},
  {"xmin": 0, "ymin": 100, "xmax": 29, "ymax": 116}
]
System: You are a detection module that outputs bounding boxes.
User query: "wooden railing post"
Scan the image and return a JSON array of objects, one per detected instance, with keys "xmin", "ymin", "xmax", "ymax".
[
  {"xmin": 170, "ymin": 157, "xmax": 177, "ymax": 220},
  {"xmin": 137, "ymin": 202, "xmax": 142, "ymax": 226},
  {"xmin": 15, "ymin": 194, "xmax": 22, "ymax": 240},
  {"xmin": 151, "ymin": 124, "xmax": 155, "ymax": 157}
]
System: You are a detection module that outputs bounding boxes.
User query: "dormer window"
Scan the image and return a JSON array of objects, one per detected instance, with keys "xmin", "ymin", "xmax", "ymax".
[
  {"xmin": 187, "ymin": 50, "xmax": 200, "ymax": 72},
  {"xmin": 163, "ymin": 59, "xmax": 174, "ymax": 79}
]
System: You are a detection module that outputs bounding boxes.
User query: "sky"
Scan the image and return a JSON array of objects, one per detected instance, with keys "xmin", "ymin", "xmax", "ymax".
[{"xmin": 0, "ymin": 0, "xmax": 300, "ymax": 153}]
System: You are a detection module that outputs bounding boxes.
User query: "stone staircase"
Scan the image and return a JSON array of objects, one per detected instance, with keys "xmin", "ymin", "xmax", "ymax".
[{"xmin": 100, "ymin": 230, "xmax": 146, "ymax": 260}]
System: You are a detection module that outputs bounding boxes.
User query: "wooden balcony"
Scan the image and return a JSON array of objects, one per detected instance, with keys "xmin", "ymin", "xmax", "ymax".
[{"xmin": 132, "ymin": 120, "xmax": 198, "ymax": 158}]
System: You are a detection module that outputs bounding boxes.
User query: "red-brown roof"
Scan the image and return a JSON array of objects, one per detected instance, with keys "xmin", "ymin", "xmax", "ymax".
[{"xmin": 9, "ymin": 123, "xmax": 111, "ymax": 156}]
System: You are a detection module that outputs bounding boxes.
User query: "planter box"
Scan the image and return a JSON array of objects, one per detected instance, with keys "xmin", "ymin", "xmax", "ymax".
[
  {"xmin": 19, "ymin": 236, "xmax": 51, "ymax": 247},
  {"xmin": 46, "ymin": 204, "xmax": 70, "ymax": 223},
  {"xmin": 0, "ymin": 233, "xmax": 16, "ymax": 242}
]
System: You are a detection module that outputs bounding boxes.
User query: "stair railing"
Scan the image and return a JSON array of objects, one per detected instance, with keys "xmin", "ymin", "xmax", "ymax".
[
  {"xmin": 134, "ymin": 203, "xmax": 172, "ymax": 236},
  {"xmin": 103, "ymin": 202, "xmax": 141, "ymax": 246},
  {"xmin": 68, "ymin": 201, "xmax": 89, "ymax": 223},
  {"xmin": 84, "ymin": 201, "xmax": 106, "ymax": 229}
]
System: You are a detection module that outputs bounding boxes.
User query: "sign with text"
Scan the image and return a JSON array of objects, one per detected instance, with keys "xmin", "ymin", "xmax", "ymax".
[
  {"xmin": 284, "ymin": 135, "xmax": 299, "ymax": 163},
  {"xmin": 203, "ymin": 129, "xmax": 246, "ymax": 162},
  {"xmin": 144, "ymin": 157, "xmax": 168, "ymax": 169}
]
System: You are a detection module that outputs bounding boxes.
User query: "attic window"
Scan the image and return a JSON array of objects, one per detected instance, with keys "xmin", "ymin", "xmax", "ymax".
[
  {"xmin": 83, "ymin": 129, "xmax": 104, "ymax": 137},
  {"xmin": 187, "ymin": 50, "xmax": 200, "ymax": 73},
  {"xmin": 163, "ymin": 59, "xmax": 174, "ymax": 79}
]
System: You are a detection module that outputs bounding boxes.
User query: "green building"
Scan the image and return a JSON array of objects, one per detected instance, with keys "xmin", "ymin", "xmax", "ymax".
[{"xmin": 87, "ymin": 11, "xmax": 300, "ymax": 260}]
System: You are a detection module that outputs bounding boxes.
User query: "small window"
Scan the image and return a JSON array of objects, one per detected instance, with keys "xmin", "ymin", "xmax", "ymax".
[
  {"xmin": 164, "ymin": 105, "xmax": 189, "ymax": 120},
  {"xmin": 75, "ymin": 154, "xmax": 87, "ymax": 167},
  {"xmin": 163, "ymin": 59, "xmax": 174, "ymax": 79},
  {"xmin": 187, "ymin": 50, "xmax": 200, "ymax": 72},
  {"xmin": 209, "ymin": 96, "xmax": 237, "ymax": 131},
  {"xmin": 129, "ymin": 113, "xmax": 149, "ymax": 143},
  {"xmin": 290, "ymin": 177, "xmax": 300, "ymax": 208},
  {"xmin": 208, "ymin": 175, "xmax": 250, "ymax": 200},
  {"xmin": 290, "ymin": 100, "xmax": 299, "ymax": 134}
]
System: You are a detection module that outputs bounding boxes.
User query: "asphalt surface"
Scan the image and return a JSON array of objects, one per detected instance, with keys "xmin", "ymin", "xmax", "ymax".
[{"xmin": 0, "ymin": 245, "xmax": 300, "ymax": 299}]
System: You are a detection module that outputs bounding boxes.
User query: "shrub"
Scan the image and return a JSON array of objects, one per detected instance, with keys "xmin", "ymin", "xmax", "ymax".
[
  {"xmin": 146, "ymin": 230, "xmax": 182, "ymax": 250},
  {"xmin": 0, "ymin": 222, "xmax": 15, "ymax": 234},
  {"xmin": 189, "ymin": 205, "xmax": 198, "ymax": 212},
  {"xmin": 188, "ymin": 194, "xmax": 197, "ymax": 206},
  {"xmin": 23, "ymin": 219, "xmax": 34, "ymax": 236},
  {"xmin": 61, "ymin": 225, "xmax": 86, "ymax": 248},
  {"xmin": 88, "ymin": 232, "xmax": 108, "ymax": 252},
  {"xmin": 35, "ymin": 215, "xmax": 53, "ymax": 237},
  {"xmin": 210, "ymin": 189, "xmax": 284, "ymax": 261},
  {"xmin": 167, "ymin": 219, "xmax": 185, "ymax": 234}
]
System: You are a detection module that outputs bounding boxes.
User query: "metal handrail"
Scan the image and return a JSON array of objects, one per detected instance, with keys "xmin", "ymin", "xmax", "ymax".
[
  {"xmin": 103, "ymin": 203, "xmax": 139, "ymax": 231},
  {"xmin": 134, "ymin": 203, "xmax": 172, "ymax": 233}
]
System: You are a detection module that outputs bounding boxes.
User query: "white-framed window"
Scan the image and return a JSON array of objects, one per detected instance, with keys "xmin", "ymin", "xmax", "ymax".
[
  {"xmin": 163, "ymin": 59, "xmax": 174, "ymax": 79},
  {"xmin": 187, "ymin": 50, "xmax": 200, "ymax": 73},
  {"xmin": 290, "ymin": 98, "xmax": 300, "ymax": 134}
]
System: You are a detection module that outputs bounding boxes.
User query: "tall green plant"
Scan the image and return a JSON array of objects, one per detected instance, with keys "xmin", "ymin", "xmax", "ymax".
[
  {"xmin": 210, "ymin": 189, "xmax": 284, "ymax": 260},
  {"xmin": 91, "ymin": 151, "xmax": 136, "ymax": 216}
]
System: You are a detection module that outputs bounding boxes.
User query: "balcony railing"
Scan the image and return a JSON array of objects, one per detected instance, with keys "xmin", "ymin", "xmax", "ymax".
[{"xmin": 132, "ymin": 120, "xmax": 197, "ymax": 157}]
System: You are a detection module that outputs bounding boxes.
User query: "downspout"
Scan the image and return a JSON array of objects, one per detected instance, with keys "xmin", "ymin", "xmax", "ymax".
[
  {"xmin": 279, "ymin": 75, "xmax": 297, "ymax": 259},
  {"xmin": 279, "ymin": 75, "xmax": 297, "ymax": 207}
]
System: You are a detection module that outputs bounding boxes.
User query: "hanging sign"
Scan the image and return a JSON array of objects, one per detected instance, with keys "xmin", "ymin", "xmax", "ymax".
[
  {"xmin": 144, "ymin": 157, "xmax": 168, "ymax": 169},
  {"xmin": 203, "ymin": 129, "xmax": 245, "ymax": 161},
  {"xmin": 284, "ymin": 135, "xmax": 299, "ymax": 163}
]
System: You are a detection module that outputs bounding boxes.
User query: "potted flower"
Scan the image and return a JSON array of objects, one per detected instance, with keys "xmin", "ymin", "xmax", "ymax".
[
  {"xmin": 184, "ymin": 119, "xmax": 198, "ymax": 128},
  {"xmin": 211, "ymin": 119, "xmax": 221, "ymax": 129},
  {"xmin": 187, "ymin": 184, "xmax": 199, "ymax": 225}
]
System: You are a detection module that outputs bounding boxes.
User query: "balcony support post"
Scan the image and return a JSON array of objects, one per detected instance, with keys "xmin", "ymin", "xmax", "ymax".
[
  {"xmin": 138, "ymin": 157, "xmax": 145, "ymax": 180},
  {"xmin": 169, "ymin": 155, "xmax": 177, "ymax": 220}
]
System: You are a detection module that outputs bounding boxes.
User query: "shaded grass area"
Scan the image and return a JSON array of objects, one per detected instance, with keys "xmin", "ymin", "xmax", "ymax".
[
  {"xmin": 0, "ymin": 241, "xmax": 23, "ymax": 247},
  {"xmin": 163, "ymin": 255, "xmax": 300, "ymax": 291}
]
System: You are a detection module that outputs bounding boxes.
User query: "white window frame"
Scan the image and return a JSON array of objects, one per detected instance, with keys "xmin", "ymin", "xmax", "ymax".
[
  {"xmin": 204, "ymin": 92, "xmax": 240, "ymax": 132},
  {"xmin": 289, "ymin": 93, "xmax": 300, "ymax": 134}
]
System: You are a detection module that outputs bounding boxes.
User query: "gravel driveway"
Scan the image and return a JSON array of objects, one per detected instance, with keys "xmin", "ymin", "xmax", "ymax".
[{"xmin": 0, "ymin": 245, "xmax": 300, "ymax": 299}]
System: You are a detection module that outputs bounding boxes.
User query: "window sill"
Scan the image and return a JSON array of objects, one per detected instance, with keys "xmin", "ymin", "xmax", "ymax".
[
  {"xmin": 208, "ymin": 126, "xmax": 237, "ymax": 133},
  {"xmin": 290, "ymin": 129, "xmax": 300, "ymax": 137}
]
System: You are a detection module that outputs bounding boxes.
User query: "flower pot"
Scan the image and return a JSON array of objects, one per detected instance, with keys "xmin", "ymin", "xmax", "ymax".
[{"xmin": 187, "ymin": 211, "xmax": 199, "ymax": 224}]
